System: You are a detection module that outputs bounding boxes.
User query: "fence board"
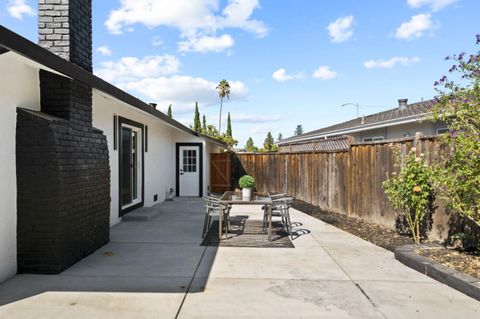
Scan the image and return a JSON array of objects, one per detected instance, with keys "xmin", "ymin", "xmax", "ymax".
[{"xmin": 233, "ymin": 137, "xmax": 471, "ymax": 240}]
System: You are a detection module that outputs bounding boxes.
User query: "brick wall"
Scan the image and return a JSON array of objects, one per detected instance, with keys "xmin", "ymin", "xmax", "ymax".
[
  {"xmin": 40, "ymin": 70, "xmax": 93, "ymax": 127},
  {"xmin": 38, "ymin": 0, "xmax": 92, "ymax": 72},
  {"xmin": 16, "ymin": 109, "xmax": 110, "ymax": 273},
  {"xmin": 15, "ymin": 0, "xmax": 110, "ymax": 274}
]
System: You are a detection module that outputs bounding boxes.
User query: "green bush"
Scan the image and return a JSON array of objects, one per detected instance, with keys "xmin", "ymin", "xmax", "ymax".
[
  {"xmin": 382, "ymin": 147, "xmax": 434, "ymax": 243},
  {"xmin": 239, "ymin": 175, "xmax": 255, "ymax": 189},
  {"xmin": 430, "ymin": 36, "xmax": 480, "ymax": 229}
]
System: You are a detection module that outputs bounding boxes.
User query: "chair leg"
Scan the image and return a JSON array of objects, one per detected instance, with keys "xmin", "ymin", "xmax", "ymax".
[
  {"xmin": 286, "ymin": 211, "xmax": 293, "ymax": 239},
  {"xmin": 202, "ymin": 212, "xmax": 209, "ymax": 238},
  {"xmin": 262, "ymin": 210, "xmax": 268, "ymax": 232}
]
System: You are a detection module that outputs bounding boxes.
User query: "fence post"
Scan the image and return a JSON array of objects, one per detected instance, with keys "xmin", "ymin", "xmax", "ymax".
[
  {"xmin": 285, "ymin": 153, "xmax": 288, "ymax": 195},
  {"xmin": 413, "ymin": 132, "xmax": 423, "ymax": 156}
]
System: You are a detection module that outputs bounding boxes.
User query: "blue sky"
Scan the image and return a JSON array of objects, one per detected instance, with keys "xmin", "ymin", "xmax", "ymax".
[{"xmin": 1, "ymin": 0, "xmax": 479, "ymax": 147}]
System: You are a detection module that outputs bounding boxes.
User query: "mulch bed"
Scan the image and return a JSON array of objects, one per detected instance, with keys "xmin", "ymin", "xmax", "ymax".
[
  {"xmin": 417, "ymin": 247, "xmax": 480, "ymax": 280},
  {"xmin": 292, "ymin": 199, "xmax": 480, "ymax": 280},
  {"xmin": 291, "ymin": 199, "xmax": 415, "ymax": 251}
]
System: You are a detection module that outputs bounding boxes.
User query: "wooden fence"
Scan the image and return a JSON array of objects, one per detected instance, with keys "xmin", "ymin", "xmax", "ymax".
[
  {"xmin": 210, "ymin": 153, "xmax": 232, "ymax": 193},
  {"xmin": 231, "ymin": 135, "xmax": 456, "ymax": 240}
]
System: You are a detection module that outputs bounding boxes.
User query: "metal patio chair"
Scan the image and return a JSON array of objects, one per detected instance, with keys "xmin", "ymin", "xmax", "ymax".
[
  {"xmin": 263, "ymin": 195, "xmax": 294, "ymax": 239},
  {"xmin": 202, "ymin": 196, "xmax": 231, "ymax": 238}
]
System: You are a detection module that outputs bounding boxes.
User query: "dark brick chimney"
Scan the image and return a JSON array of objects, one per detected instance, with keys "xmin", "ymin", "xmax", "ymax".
[
  {"xmin": 16, "ymin": 0, "xmax": 111, "ymax": 274},
  {"xmin": 39, "ymin": 0, "xmax": 92, "ymax": 72},
  {"xmin": 38, "ymin": 0, "xmax": 93, "ymax": 126}
]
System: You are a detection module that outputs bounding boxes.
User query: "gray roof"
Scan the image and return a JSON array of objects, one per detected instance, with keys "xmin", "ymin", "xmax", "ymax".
[{"xmin": 279, "ymin": 99, "xmax": 434, "ymax": 145}]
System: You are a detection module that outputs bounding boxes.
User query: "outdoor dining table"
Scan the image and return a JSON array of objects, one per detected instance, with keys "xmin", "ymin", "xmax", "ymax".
[{"xmin": 219, "ymin": 191, "xmax": 274, "ymax": 241}]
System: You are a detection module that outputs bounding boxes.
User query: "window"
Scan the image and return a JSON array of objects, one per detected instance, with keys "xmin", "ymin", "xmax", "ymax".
[
  {"xmin": 363, "ymin": 136, "xmax": 384, "ymax": 142},
  {"xmin": 183, "ymin": 149, "xmax": 197, "ymax": 172},
  {"xmin": 436, "ymin": 128, "xmax": 449, "ymax": 135}
]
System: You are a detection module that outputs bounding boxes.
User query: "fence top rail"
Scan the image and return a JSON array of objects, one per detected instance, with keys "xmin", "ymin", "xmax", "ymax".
[{"xmin": 351, "ymin": 135, "xmax": 438, "ymax": 146}]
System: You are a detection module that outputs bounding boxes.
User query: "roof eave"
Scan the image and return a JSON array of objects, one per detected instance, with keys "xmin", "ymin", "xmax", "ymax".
[
  {"xmin": 0, "ymin": 25, "xmax": 202, "ymax": 138},
  {"xmin": 278, "ymin": 113, "xmax": 430, "ymax": 145}
]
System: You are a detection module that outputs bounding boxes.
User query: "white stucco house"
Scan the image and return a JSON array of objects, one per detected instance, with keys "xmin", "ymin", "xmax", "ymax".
[{"xmin": 0, "ymin": 1, "xmax": 226, "ymax": 283}]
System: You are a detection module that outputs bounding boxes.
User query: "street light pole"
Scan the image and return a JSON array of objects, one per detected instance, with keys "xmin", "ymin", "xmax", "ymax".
[{"xmin": 341, "ymin": 103, "xmax": 360, "ymax": 118}]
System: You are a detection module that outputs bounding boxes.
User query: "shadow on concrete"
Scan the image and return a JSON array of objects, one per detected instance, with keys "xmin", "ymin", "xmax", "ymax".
[{"xmin": 0, "ymin": 198, "xmax": 219, "ymax": 306}]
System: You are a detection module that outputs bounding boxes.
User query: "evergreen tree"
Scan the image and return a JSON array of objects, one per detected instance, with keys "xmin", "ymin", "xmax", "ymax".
[
  {"xmin": 167, "ymin": 104, "xmax": 172, "ymax": 118},
  {"xmin": 277, "ymin": 133, "xmax": 283, "ymax": 142},
  {"xmin": 226, "ymin": 112, "xmax": 232, "ymax": 137},
  {"xmin": 264, "ymin": 132, "xmax": 275, "ymax": 152},
  {"xmin": 245, "ymin": 137, "xmax": 256, "ymax": 152},
  {"xmin": 202, "ymin": 115, "xmax": 207, "ymax": 133},
  {"xmin": 294, "ymin": 125, "xmax": 304, "ymax": 136},
  {"xmin": 193, "ymin": 102, "xmax": 201, "ymax": 132}
]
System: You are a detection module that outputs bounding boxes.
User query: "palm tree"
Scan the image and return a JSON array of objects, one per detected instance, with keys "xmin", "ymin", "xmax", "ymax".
[{"xmin": 216, "ymin": 79, "xmax": 230, "ymax": 134}]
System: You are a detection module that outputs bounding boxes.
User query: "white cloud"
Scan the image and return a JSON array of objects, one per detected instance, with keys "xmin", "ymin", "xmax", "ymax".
[
  {"xmin": 250, "ymin": 126, "xmax": 271, "ymax": 135},
  {"xmin": 272, "ymin": 68, "xmax": 303, "ymax": 82},
  {"xmin": 7, "ymin": 0, "xmax": 34, "ymax": 20},
  {"xmin": 364, "ymin": 56, "xmax": 421, "ymax": 69},
  {"xmin": 312, "ymin": 66, "xmax": 338, "ymax": 80},
  {"xmin": 95, "ymin": 55, "xmax": 180, "ymax": 82},
  {"xmin": 395, "ymin": 13, "xmax": 438, "ymax": 40},
  {"xmin": 327, "ymin": 15, "xmax": 354, "ymax": 43},
  {"xmin": 406, "ymin": 0, "xmax": 458, "ymax": 11},
  {"xmin": 219, "ymin": 0, "xmax": 269, "ymax": 38},
  {"xmin": 123, "ymin": 76, "xmax": 248, "ymax": 112},
  {"xmin": 105, "ymin": 0, "xmax": 268, "ymax": 52},
  {"xmin": 96, "ymin": 46, "xmax": 112, "ymax": 56},
  {"xmin": 231, "ymin": 113, "xmax": 283, "ymax": 123},
  {"xmin": 178, "ymin": 34, "xmax": 234, "ymax": 53}
]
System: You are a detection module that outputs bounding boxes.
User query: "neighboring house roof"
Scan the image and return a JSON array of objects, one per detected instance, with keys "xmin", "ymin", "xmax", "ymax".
[
  {"xmin": 278, "ymin": 99, "xmax": 434, "ymax": 146},
  {"xmin": 0, "ymin": 26, "xmax": 227, "ymax": 148}
]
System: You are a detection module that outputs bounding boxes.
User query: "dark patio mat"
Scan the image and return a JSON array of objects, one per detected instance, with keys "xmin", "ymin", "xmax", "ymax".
[{"xmin": 201, "ymin": 217, "xmax": 295, "ymax": 248}]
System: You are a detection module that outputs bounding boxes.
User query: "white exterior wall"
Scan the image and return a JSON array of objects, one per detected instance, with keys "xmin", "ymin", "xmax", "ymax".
[
  {"xmin": 0, "ymin": 53, "xmax": 40, "ymax": 282},
  {"xmin": 171, "ymin": 130, "xmax": 223, "ymax": 195},
  {"xmin": 92, "ymin": 90, "xmax": 223, "ymax": 226}
]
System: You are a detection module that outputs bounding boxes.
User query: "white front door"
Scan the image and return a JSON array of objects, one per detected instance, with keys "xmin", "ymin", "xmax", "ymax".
[{"xmin": 179, "ymin": 146, "xmax": 200, "ymax": 196}]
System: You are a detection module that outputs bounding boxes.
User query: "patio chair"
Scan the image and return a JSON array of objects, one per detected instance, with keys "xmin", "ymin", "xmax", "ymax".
[
  {"xmin": 263, "ymin": 196, "xmax": 294, "ymax": 239},
  {"xmin": 202, "ymin": 196, "xmax": 231, "ymax": 238}
]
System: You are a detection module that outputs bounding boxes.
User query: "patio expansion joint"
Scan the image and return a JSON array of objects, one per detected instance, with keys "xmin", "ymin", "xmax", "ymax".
[
  {"xmin": 175, "ymin": 245, "xmax": 208, "ymax": 319},
  {"xmin": 309, "ymin": 230, "xmax": 389, "ymax": 319}
]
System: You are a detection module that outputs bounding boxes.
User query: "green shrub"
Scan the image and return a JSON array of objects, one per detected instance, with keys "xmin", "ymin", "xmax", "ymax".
[
  {"xmin": 239, "ymin": 175, "xmax": 255, "ymax": 189},
  {"xmin": 430, "ymin": 36, "xmax": 480, "ymax": 229},
  {"xmin": 382, "ymin": 147, "xmax": 434, "ymax": 243}
]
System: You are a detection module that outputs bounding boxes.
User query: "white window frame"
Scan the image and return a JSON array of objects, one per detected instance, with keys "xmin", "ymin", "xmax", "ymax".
[{"xmin": 363, "ymin": 136, "xmax": 384, "ymax": 142}]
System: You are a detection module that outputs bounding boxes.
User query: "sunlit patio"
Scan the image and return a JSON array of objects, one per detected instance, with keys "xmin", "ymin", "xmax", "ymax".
[{"xmin": 0, "ymin": 198, "xmax": 477, "ymax": 319}]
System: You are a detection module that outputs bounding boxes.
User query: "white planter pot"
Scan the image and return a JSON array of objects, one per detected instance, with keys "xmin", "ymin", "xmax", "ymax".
[{"xmin": 242, "ymin": 188, "xmax": 252, "ymax": 201}]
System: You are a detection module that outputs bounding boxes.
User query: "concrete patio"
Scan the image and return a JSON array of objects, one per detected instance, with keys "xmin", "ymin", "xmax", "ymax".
[{"xmin": 0, "ymin": 198, "xmax": 478, "ymax": 319}]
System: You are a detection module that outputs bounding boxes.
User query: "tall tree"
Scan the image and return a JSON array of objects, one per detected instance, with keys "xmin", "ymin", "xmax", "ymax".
[
  {"xmin": 216, "ymin": 79, "xmax": 231, "ymax": 134},
  {"xmin": 226, "ymin": 112, "xmax": 232, "ymax": 137},
  {"xmin": 264, "ymin": 132, "xmax": 275, "ymax": 152},
  {"xmin": 245, "ymin": 137, "xmax": 256, "ymax": 152},
  {"xmin": 277, "ymin": 133, "xmax": 283, "ymax": 142},
  {"xmin": 167, "ymin": 104, "xmax": 172, "ymax": 118},
  {"xmin": 193, "ymin": 102, "xmax": 201, "ymax": 132},
  {"xmin": 294, "ymin": 125, "xmax": 304, "ymax": 136},
  {"xmin": 202, "ymin": 114, "xmax": 207, "ymax": 133}
]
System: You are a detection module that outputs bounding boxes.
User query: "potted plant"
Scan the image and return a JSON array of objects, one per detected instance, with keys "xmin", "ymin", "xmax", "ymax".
[{"xmin": 239, "ymin": 175, "xmax": 255, "ymax": 201}]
